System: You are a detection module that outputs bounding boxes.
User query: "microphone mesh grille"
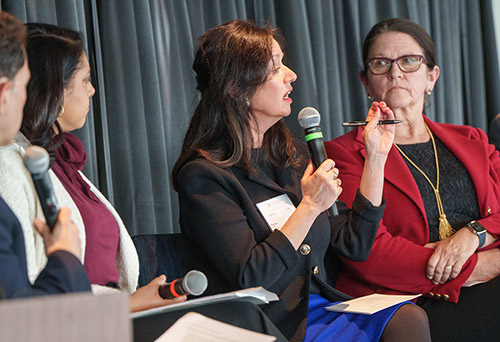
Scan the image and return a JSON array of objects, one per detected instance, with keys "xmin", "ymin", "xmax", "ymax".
[
  {"xmin": 23, "ymin": 146, "xmax": 50, "ymax": 174},
  {"xmin": 183, "ymin": 270, "xmax": 208, "ymax": 295},
  {"xmin": 298, "ymin": 107, "xmax": 321, "ymax": 129}
]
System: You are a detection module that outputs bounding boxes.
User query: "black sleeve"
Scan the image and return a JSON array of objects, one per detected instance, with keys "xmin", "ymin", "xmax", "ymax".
[
  {"xmin": 328, "ymin": 189, "xmax": 385, "ymax": 262},
  {"xmin": 0, "ymin": 198, "xmax": 90, "ymax": 299},
  {"xmin": 29, "ymin": 251, "xmax": 91, "ymax": 296}
]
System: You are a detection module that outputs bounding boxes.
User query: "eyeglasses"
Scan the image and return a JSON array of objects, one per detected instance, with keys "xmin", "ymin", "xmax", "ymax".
[{"xmin": 366, "ymin": 55, "xmax": 426, "ymax": 75}]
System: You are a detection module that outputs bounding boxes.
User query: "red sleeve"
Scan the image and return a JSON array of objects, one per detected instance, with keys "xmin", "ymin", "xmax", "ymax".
[{"xmin": 470, "ymin": 127, "xmax": 500, "ymax": 244}]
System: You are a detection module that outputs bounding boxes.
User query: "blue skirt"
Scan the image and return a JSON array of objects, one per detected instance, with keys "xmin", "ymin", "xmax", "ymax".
[{"xmin": 304, "ymin": 294, "xmax": 411, "ymax": 342}]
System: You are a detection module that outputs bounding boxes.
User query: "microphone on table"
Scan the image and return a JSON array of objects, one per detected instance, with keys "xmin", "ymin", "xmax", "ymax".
[
  {"xmin": 23, "ymin": 146, "xmax": 60, "ymax": 230},
  {"xmin": 298, "ymin": 106, "xmax": 339, "ymax": 216},
  {"xmin": 158, "ymin": 270, "xmax": 208, "ymax": 299}
]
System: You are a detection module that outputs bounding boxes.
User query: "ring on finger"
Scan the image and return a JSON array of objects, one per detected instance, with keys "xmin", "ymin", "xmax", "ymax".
[{"xmin": 444, "ymin": 265, "xmax": 452, "ymax": 271}]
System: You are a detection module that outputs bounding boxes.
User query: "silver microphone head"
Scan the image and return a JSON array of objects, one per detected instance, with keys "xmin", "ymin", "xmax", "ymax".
[
  {"xmin": 298, "ymin": 107, "xmax": 321, "ymax": 129},
  {"xmin": 182, "ymin": 270, "xmax": 208, "ymax": 296},
  {"xmin": 23, "ymin": 146, "xmax": 50, "ymax": 175}
]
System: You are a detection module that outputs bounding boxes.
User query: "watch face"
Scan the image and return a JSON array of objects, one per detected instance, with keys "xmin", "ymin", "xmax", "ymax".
[
  {"xmin": 468, "ymin": 221, "xmax": 486, "ymax": 248},
  {"xmin": 469, "ymin": 221, "xmax": 486, "ymax": 233}
]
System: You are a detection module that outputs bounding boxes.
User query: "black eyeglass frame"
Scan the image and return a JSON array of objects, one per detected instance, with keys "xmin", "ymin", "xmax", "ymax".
[{"xmin": 366, "ymin": 54, "xmax": 427, "ymax": 75}]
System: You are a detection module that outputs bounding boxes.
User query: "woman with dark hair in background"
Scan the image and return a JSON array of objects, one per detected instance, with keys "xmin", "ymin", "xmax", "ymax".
[
  {"xmin": 0, "ymin": 11, "xmax": 90, "ymax": 300},
  {"xmin": 172, "ymin": 19, "xmax": 431, "ymax": 342},
  {"xmin": 0, "ymin": 23, "xmax": 186, "ymax": 312},
  {"xmin": 326, "ymin": 18, "xmax": 500, "ymax": 341}
]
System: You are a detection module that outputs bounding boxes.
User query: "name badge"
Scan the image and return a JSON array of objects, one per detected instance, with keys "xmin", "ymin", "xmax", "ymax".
[{"xmin": 256, "ymin": 194, "xmax": 296, "ymax": 231}]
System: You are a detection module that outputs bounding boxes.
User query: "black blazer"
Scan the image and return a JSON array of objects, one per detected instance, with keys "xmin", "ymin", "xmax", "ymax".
[
  {"xmin": 0, "ymin": 197, "xmax": 90, "ymax": 299},
  {"xmin": 177, "ymin": 147, "xmax": 384, "ymax": 342}
]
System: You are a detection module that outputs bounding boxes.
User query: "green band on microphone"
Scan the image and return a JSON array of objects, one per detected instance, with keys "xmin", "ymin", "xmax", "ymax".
[{"xmin": 305, "ymin": 132, "xmax": 323, "ymax": 141}]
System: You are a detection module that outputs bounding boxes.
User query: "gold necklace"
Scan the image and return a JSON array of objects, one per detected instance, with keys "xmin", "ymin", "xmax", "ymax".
[{"xmin": 394, "ymin": 123, "xmax": 455, "ymax": 240}]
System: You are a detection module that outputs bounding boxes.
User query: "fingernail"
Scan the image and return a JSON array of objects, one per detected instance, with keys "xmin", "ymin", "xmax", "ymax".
[
  {"xmin": 379, "ymin": 101, "xmax": 386, "ymax": 107},
  {"xmin": 427, "ymin": 275, "xmax": 432, "ymax": 279}
]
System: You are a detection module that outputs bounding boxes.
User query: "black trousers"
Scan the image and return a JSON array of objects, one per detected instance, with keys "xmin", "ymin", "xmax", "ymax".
[
  {"xmin": 133, "ymin": 300, "xmax": 288, "ymax": 342},
  {"xmin": 417, "ymin": 275, "xmax": 500, "ymax": 342}
]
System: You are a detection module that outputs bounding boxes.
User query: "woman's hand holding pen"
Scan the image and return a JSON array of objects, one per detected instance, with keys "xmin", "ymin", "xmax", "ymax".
[
  {"xmin": 358, "ymin": 101, "xmax": 395, "ymax": 207},
  {"xmin": 363, "ymin": 101, "xmax": 396, "ymax": 160}
]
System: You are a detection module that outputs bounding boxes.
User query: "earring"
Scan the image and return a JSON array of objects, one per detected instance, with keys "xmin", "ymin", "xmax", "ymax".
[
  {"xmin": 245, "ymin": 99, "xmax": 250, "ymax": 106},
  {"xmin": 367, "ymin": 94, "xmax": 372, "ymax": 100},
  {"xmin": 426, "ymin": 89, "xmax": 432, "ymax": 95},
  {"xmin": 59, "ymin": 106, "xmax": 65, "ymax": 117}
]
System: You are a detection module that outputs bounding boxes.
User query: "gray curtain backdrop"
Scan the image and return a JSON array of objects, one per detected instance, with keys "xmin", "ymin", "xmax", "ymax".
[{"xmin": 1, "ymin": 0, "xmax": 499, "ymax": 235}]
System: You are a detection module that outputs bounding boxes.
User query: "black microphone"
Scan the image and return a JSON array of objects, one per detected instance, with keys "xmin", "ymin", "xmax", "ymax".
[
  {"xmin": 23, "ymin": 146, "xmax": 60, "ymax": 230},
  {"xmin": 298, "ymin": 107, "xmax": 339, "ymax": 216},
  {"xmin": 158, "ymin": 270, "xmax": 208, "ymax": 299}
]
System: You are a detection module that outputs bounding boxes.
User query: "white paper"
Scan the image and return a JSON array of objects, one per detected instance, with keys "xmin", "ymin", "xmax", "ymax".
[
  {"xmin": 326, "ymin": 293, "xmax": 421, "ymax": 315},
  {"xmin": 256, "ymin": 194, "xmax": 296, "ymax": 231},
  {"xmin": 132, "ymin": 286, "xmax": 279, "ymax": 320},
  {"xmin": 154, "ymin": 312, "xmax": 277, "ymax": 342}
]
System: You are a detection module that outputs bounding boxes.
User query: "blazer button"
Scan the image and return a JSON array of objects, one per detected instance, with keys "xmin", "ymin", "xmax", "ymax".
[
  {"xmin": 488, "ymin": 206, "xmax": 492, "ymax": 215},
  {"xmin": 313, "ymin": 266, "xmax": 319, "ymax": 275},
  {"xmin": 299, "ymin": 244, "xmax": 311, "ymax": 255},
  {"xmin": 428, "ymin": 292, "xmax": 434, "ymax": 298},
  {"xmin": 434, "ymin": 293, "xmax": 441, "ymax": 300},
  {"xmin": 443, "ymin": 294, "xmax": 449, "ymax": 301}
]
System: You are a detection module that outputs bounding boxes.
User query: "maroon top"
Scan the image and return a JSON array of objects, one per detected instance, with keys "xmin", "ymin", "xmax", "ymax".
[{"xmin": 52, "ymin": 133, "xmax": 120, "ymax": 287}]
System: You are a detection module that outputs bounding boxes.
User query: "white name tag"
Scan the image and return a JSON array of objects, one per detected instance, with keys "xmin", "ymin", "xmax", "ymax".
[{"xmin": 256, "ymin": 194, "xmax": 296, "ymax": 231}]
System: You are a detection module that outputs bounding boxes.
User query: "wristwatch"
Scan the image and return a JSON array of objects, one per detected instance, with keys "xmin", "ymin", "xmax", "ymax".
[{"xmin": 466, "ymin": 220, "xmax": 486, "ymax": 249}]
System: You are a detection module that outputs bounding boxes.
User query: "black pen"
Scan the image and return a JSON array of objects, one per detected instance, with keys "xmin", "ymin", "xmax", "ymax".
[{"xmin": 342, "ymin": 120, "xmax": 404, "ymax": 127}]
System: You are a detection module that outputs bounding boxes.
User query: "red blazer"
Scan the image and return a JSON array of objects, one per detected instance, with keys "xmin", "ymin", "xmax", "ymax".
[{"xmin": 325, "ymin": 115, "xmax": 500, "ymax": 303}]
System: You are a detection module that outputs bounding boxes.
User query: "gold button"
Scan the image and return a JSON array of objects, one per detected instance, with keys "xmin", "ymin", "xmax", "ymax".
[
  {"xmin": 428, "ymin": 292, "xmax": 434, "ymax": 298},
  {"xmin": 299, "ymin": 244, "xmax": 311, "ymax": 255},
  {"xmin": 488, "ymin": 206, "xmax": 492, "ymax": 215},
  {"xmin": 313, "ymin": 266, "xmax": 319, "ymax": 275},
  {"xmin": 443, "ymin": 294, "xmax": 449, "ymax": 301},
  {"xmin": 435, "ymin": 293, "xmax": 441, "ymax": 300}
]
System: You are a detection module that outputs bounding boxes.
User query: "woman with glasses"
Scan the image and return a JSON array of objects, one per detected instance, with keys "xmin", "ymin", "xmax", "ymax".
[{"xmin": 325, "ymin": 18, "xmax": 500, "ymax": 341}]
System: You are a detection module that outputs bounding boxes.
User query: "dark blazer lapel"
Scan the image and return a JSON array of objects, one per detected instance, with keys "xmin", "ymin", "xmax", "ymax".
[
  {"xmin": 233, "ymin": 156, "xmax": 302, "ymax": 204},
  {"xmin": 247, "ymin": 165, "xmax": 302, "ymax": 204},
  {"xmin": 275, "ymin": 165, "xmax": 302, "ymax": 204},
  {"xmin": 354, "ymin": 126, "xmax": 428, "ymax": 219},
  {"xmin": 247, "ymin": 171, "xmax": 281, "ymax": 191}
]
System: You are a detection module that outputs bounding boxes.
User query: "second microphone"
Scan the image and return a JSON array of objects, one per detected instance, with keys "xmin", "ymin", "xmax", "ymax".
[{"xmin": 158, "ymin": 270, "xmax": 208, "ymax": 299}]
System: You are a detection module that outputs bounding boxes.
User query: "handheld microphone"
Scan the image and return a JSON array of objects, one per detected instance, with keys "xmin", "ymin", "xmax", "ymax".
[
  {"xmin": 158, "ymin": 270, "xmax": 208, "ymax": 299},
  {"xmin": 23, "ymin": 146, "xmax": 60, "ymax": 230},
  {"xmin": 298, "ymin": 107, "xmax": 339, "ymax": 216}
]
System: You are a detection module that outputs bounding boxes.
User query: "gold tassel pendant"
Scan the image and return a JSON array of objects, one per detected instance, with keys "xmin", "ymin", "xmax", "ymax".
[
  {"xmin": 439, "ymin": 214, "xmax": 455, "ymax": 240},
  {"xmin": 395, "ymin": 124, "xmax": 457, "ymax": 241}
]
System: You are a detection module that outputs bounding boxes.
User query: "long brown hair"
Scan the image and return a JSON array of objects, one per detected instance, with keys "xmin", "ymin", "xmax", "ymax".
[{"xmin": 172, "ymin": 20, "xmax": 300, "ymax": 190}]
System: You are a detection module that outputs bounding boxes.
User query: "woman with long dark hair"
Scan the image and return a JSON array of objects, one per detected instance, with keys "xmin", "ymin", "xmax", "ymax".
[{"xmin": 173, "ymin": 19, "xmax": 431, "ymax": 342}]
